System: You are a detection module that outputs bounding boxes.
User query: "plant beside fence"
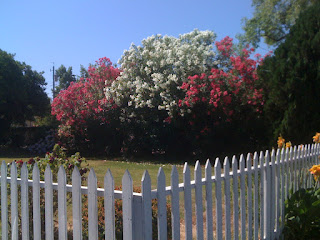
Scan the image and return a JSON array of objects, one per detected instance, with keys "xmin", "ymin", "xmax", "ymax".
[{"xmin": 0, "ymin": 143, "xmax": 319, "ymax": 240}]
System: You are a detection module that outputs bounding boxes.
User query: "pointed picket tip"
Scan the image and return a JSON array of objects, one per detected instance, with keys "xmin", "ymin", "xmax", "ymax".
[
  {"xmin": 214, "ymin": 157, "xmax": 220, "ymax": 169},
  {"xmin": 11, "ymin": 160, "xmax": 17, "ymax": 170},
  {"xmin": 205, "ymin": 159, "xmax": 211, "ymax": 169},
  {"xmin": 183, "ymin": 162, "xmax": 190, "ymax": 174},
  {"xmin": 32, "ymin": 162, "xmax": 39, "ymax": 174},
  {"xmin": 223, "ymin": 157, "xmax": 229, "ymax": 167},
  {"xmin": 276, "ymin": 148, "xmax": 280, "ymax": 156},
  {"xmin": 205, "ymin": 159, "xmax": 212, "ymax": 179},
  {"xmin": 171, "ymin": 165, "xmax": 178, "ymax": 178},
  {"xmin": 104, "ymin": 168, "xmax": 113, "ymax": 182},
  {"xmin": 21, "ymin": 162, "xmax": 28, "ymax": 177},
  {"xmin": 285, "ymin": 147, "xmax": 290, "ymax": 154},
  {"xmin": 265, "ymin": 149, "xmax": 270, "ymax": 158},
  {"xmin": 21, "ymin": 161, "xmax": 27, "ymax": 171},
  {"xmin": 142, "ymin": 169, "xmax": 151, "ymax": 183},
  {"xmin": 72, "ymin": 166, "xmax": 80, "ymax": 179},
  {"xmin": 157, "ymin": 167, "xmax": 165, "ymax": 180},
  {"xmin": 232, "ymin": 155, "xmax": 238, "ymax": 168},
  {"xmin": 45, "ymin": 163, "xmax": 52, "ymax": 172},
  {"xmin": 58, "ymin": 165, "xmax": 66, "ymax": 175},
  {"xmin": 122, "ymin": 169, "xmax": 132, "ymax": 184},
  {"xmin": 88, "ymin": 168, "xmax": 96, "ymax": 179},
  {"xmin": 195, "ymin": 160, "xmax": 201, "ymax": 171},
  {"xmin": 239, "ymin": 154, "xmax": 245, "ymax": 167},
  {"xmin": 271, "ymin": 148, "xmax": 276, "ymax": 157}
]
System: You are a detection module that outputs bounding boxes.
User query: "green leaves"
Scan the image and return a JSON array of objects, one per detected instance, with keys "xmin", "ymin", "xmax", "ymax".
[{"xmin": 283, "ymin": 187, "xmax": 320, "ymax": 239}]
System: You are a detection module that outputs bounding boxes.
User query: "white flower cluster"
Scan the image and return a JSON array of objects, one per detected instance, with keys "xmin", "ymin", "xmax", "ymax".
[{"xmin": 105, "ymin": 29, "xmax": 217, "ymax": 118}]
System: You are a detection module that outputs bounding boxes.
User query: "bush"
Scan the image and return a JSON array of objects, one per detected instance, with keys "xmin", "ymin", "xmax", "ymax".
[
  {"xmin": 282, "ymin": 188, "xmax": 320, "ymax": 239},
  {"xmin": 52, "ymin": 57, "xmax": 121, "ymax": 155}
]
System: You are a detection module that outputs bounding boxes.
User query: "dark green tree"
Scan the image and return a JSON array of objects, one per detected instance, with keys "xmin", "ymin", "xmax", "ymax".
[
  {"xmin": 79, "ymin": 64, "xmax": 89, "ymax": 79},
  {"xmin": 54, "ymin": 65, "xmax": 75, "ymax": 94},
  {"xmin": 238, "ymin": 0, "xmax": 316, "ymax": 48},
  {"xmin": 258, "ymin": 2, "xmax": 320, "ymax": 143},
  {"xmin": 0, "ymin": 49, "xmax": 50, "ymax": 142}
]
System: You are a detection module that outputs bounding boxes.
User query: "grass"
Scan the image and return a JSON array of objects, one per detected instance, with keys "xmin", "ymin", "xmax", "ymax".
[{"xmin": 0, "ymin": 147, "xmax": 193, "ymax": 189}]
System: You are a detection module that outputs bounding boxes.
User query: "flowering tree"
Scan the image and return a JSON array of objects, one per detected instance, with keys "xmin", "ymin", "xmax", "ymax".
[
  {"xmin": 102, "ymin": 31, "xmax": 266, "ymax": 156},
  {"xmin": 174, "ymin": 37, "xmax": 266, "ymax": 154},
  {"xmin": 52, "ymin": 57, "xmax": 121, "ymax": 153},
  {"xmin": 106, "ymin": 30, "xmax": 217, "ymax": 119}
]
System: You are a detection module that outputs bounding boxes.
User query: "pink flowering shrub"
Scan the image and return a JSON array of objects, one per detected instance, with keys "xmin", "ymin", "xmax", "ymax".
[
  {"xmin": 51, "ymin": 58, "xmax": 122, "ymax": 153},
  {"xmin": 174, "ymin": 37, "xmax": 267, "ymax": 155}
]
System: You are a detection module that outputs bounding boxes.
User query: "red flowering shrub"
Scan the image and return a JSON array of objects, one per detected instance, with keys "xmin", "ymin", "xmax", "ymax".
[
  {"xmin": 51, "ymin": 58, "xmax": 122, "ymax": 154},
  {"xmin": 174, "ymin": 37, "xmax": 267, "ymax": 155}
]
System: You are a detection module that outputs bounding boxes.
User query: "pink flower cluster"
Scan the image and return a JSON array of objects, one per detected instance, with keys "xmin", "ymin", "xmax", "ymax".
[
  {"xmin": 51, "ymin": 57, "xmax": 120, "ymax": 138},
  {"xmin": 178, "ymin": 37, "xmax": 265, "ymax": 129}
]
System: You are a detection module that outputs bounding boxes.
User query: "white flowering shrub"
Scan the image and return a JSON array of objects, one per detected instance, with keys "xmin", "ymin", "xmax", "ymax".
[{"xmin": 106, "ymin": 29, "xmax": 217, "ymax": 119}]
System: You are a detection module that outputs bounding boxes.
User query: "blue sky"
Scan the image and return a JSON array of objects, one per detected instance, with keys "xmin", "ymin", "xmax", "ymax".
[{"xmin": 0, "ymin": 0, "xmax": 269, "ymax": 99}]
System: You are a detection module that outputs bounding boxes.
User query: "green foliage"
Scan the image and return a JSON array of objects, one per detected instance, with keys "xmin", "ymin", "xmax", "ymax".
[
  {"xmin": 283, "ymin": 187, "xmax": 320, "ymax": 239},
  {"xmin": 54, "ymin": 64, "xmax": 76, "ymax": 95},
  {"xmin": 0, "ymin": 49, "xmax": 50, "ymax": 143},
  {"xmin": 238, "ymin": 0, "xmax": 316, "ymax": 48},
  {"xmin": 258, "ymin": 2, "xmax": 320, "ymax": 144}
]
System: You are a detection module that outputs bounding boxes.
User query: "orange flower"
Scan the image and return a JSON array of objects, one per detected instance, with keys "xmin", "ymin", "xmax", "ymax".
[
  {"xmin": 309, "ymin": 164, "xmax": 320, "ymax": 181},
  {"xmin": 277, "ymin": 136, "xmax": 285, "ymax": 148},
  {"xmin": 313, "ymin": 132, "xmax": 320, "ymax": 143},
  {"xmin": 285, "ymin": 141, "xmax": 292, "ymax": 149}
]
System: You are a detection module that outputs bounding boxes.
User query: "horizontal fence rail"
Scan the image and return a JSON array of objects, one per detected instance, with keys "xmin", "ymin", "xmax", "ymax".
[{"xmin": 0, "ymin": 143, "xmax": 319, "ymax": 239}]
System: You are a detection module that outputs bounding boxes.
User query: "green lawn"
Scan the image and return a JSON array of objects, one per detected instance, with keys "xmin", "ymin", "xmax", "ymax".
[{"xmin": 0, "ymin": 156, "xmax": 195, "ymax": 189}]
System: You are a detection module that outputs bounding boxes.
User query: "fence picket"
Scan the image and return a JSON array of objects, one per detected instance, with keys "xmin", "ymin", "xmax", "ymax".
[
  {"xmin": 293, "ymin": 146, "xmax": 297, "ymax": 192},
  {"xmin": 289, "ymin": 147, "xmax": 294, "ymax": 193},
  {"xmin": 105, "ymin": 169, "xmax": 115, "ymax": 240},
  {"xmin": 253, "ymin": 152, "xmax": 259, "ymax": 240},
  {"xmin": 246, "ymin": 154, "xmax": 253, "ymax": 240},
  {"xmin": 263, "ymin": 151, "xmax": 271, "ymax": 239},
  {"xmin": 58, "ymin": 166, "xmax": 67, "ymax": 240},
  {"xmin": 232, "ymin": 156, "xmax": 239, "ymax": 240},
  {"xmin": 21, "ymin": 163, "xmax": 29, "ymax": 240},
  {"xmin": 122, "ymin": 170, "xmax": 133, "ymax": 240},
  {"xmin": 11, "ymin": 161, "xmax": 18, "ymax": 240},
  {"xmin": 275, "ymin": 149, "xmax": 281, "ymax": 239},
  {"xmin": 280, "ymin": 148, "xmax": 285, "ymax": 232},
  {"xmin": 270, "ymin": 150, "xmax": 276, "ymax": 238},
  {"xmin": 307, "ymin": 145, "xmax": 312, "ymax": 187},
  {"xmin": 239, "ymin": 155, "xmax": 246, "ymax": 240},
  {"xmin": 259, "ymin": 151, "xmax": 265, "ymax": 239},
  {"xmin": 88, "ymin": 168, "xmax": 98, "ymax": 240},
  {"xmin": 32, "ymin": 163, "xmax": 41, "ymax": 240},
  {"xmin": 194, "ymin": 161, "xmax": 204, "ymax": 240},
  {"xmin": 45, "ymin": 165, "xmax": 54, "ymax": 240},
  {"xmin": 214, "ymin": 158, "xmax": 222, "ymax": 240},
  {"xmin": 223, "ymin": 157, "xmax": 231, "ymax": 240},
  {"xmin": 285, "ymin": 148, "xmax": 290, "ymax": 199},
  {"xmin": 171, "ymin": 166, "xmax": 180, "ymax": 240},
  {"xmin": 1, "ymin": 161, "xmax": 8, "ymax": 240},
  {"xmin": 157, "ymin": 167, "xmax": 167, "ymax": 240},
  {"xmin": 205, "ymin": 160, "xmax": 213, "ymax": 240},
  {"xmin": 72, "ymin": 166, "xmax": 82, "ymax": 240},
  {"xmin": 183, "ymin": 163, "xmax": 192, "ymax": 240}
]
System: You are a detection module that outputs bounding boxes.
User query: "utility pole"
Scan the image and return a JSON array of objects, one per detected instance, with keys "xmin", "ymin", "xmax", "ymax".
[{"xmin": 51, "ymin": 63, "xmax": 55, "ymax": 99}]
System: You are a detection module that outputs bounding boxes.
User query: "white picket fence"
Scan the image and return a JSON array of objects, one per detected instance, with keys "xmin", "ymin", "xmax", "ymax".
[{"xmin": 0, "ymin": 143, "xmax": 319, "ymax": 240}]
